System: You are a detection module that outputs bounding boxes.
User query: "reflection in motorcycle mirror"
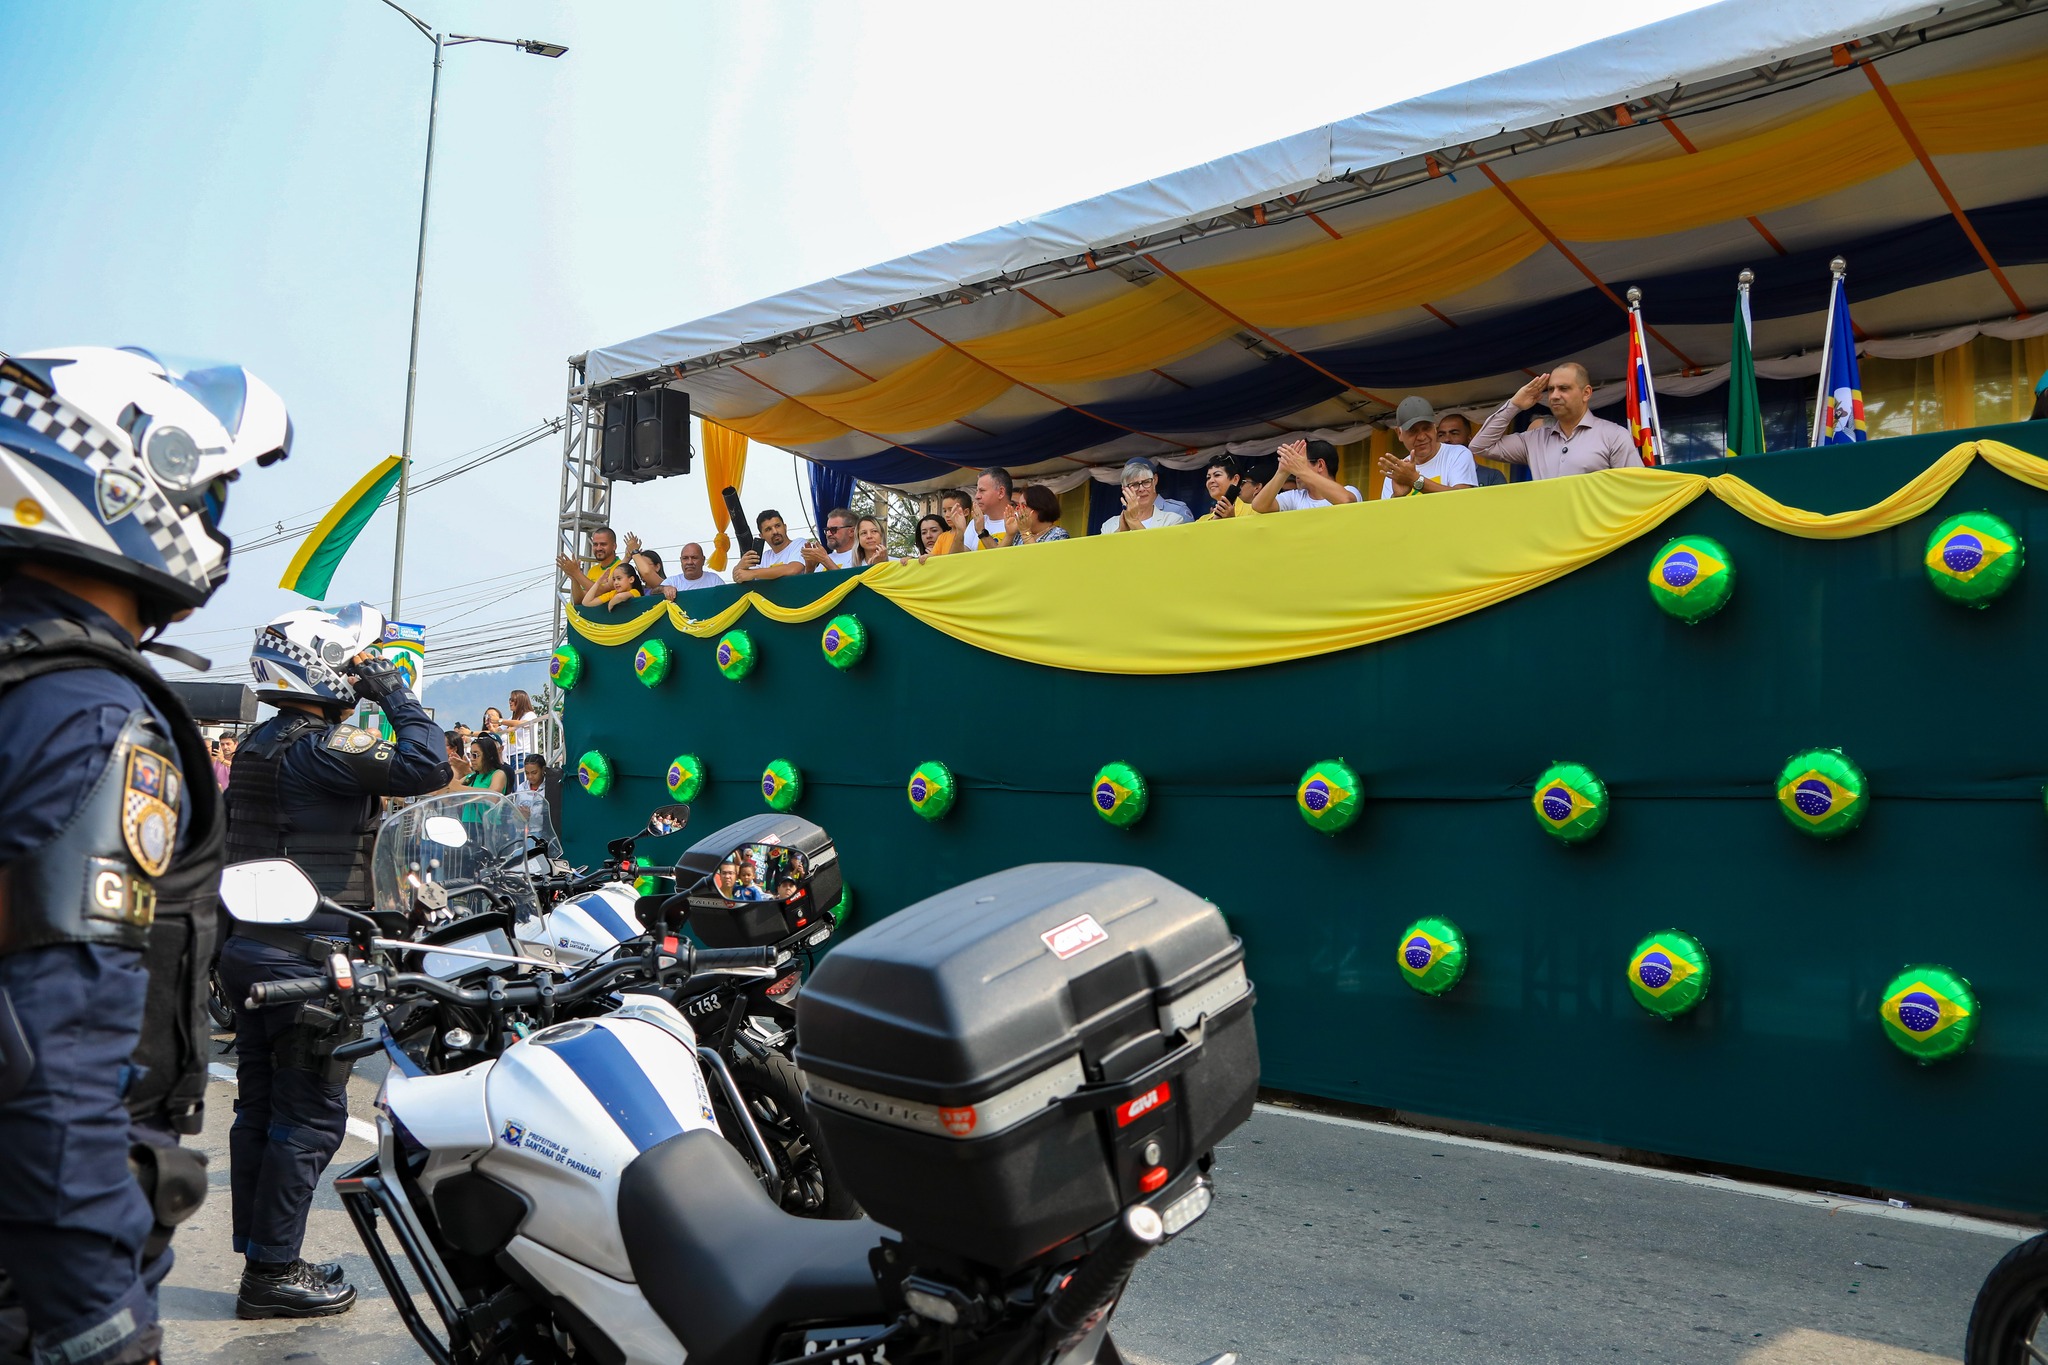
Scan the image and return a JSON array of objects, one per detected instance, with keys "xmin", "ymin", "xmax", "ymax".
[
  {"xmin": 218, "ymin": 859, "xmax": 320, "ymax": 925},
  {"xmin": 711, "ymin": 842, "xmax": 810, "ymax": 902},
  {"xmin": 422, "ymin": 816, "xmax": 470, "ymax": 849},
  {"xmin": 643, "ymin": 803, "xmax": 690, "ymax": 838}
]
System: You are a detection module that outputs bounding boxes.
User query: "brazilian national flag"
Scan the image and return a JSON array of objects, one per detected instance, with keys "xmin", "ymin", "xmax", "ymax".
[{"xmin": 1726, "ymin": 287, "xmax": 1765, "ymax": 459}]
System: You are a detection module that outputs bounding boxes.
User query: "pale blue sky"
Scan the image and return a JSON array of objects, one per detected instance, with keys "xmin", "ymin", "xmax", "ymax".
[{"xmin": 0, "ymin": 0, "xmax": 1709, "ymax": 680}]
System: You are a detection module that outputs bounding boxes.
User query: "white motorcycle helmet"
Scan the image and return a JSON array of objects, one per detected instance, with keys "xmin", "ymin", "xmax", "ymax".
[
  {"xmin": 250, "ymin": 602, "xmax": 388, "ymax": 710},
  {"xmin": 0, "ymin": 346, "xmax": 291, "ymax": 624}
]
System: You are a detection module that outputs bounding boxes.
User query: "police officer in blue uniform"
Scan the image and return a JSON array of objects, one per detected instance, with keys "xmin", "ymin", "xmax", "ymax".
[
  {"xmin": 0, "ymin": 347, "xmax": 292, "ymax": 1365},
  {"xmin": 220, "ymin": 602, "xmax": 448, "ymax": 1317}
]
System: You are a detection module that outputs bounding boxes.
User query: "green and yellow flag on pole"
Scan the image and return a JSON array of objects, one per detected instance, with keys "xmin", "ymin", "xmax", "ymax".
[
  {"xmin": 278, "ymin": 455, "xmax": 405, "ymax": 599},
  {"xmin": 1726, "ymin": 271, "xmax": 1766, "ymax": 458}
]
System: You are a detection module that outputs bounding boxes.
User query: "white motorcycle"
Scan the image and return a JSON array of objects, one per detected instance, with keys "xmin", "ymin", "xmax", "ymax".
[{"xmin": 217, "ymin": 856, "xmax": 1258, "ymax": 1365}]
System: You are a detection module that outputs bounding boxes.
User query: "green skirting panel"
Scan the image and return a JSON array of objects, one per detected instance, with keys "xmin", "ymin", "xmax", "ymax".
[{"xmin": 565, "ymin": 421, "xmax": 2048, "ymax": 1217}]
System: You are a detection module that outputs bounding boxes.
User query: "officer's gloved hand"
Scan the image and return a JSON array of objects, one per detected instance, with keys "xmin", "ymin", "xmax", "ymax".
[{"xmin": 348, "ymin": 655, "xmax": 409, "ymax": 706}]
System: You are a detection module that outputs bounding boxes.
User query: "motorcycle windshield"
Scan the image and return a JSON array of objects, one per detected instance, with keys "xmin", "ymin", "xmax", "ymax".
[
  {"xmin": 508, "ymin": 787, "xmax": 563, "ymax": 860},
  {"xmin": 371, "ymin": 791, "xmax": 543, "ymax": 922}
]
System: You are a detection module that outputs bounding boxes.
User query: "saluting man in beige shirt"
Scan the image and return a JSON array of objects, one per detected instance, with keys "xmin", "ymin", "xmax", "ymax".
[{"xmin": 1471, "ymin": 362, "xmax": 1641, "ymax": 479}]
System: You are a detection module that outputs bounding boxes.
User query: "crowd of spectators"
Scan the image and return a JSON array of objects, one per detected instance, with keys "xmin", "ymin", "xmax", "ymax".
[{"xmin": 566, "ymin": 362, "xmax": 1645, "ymax": 596}]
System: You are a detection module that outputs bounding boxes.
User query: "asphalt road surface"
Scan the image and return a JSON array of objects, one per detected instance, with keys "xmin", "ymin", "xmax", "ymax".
[{"xmin": 161, "ymin": 1044, "xmax": 2032, "ymax": 1365}]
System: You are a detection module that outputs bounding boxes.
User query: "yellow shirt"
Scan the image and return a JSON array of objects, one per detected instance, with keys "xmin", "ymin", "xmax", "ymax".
[{"xmin": 1196, "ymin": 498, "xmax": 1261, "ymax": 522}]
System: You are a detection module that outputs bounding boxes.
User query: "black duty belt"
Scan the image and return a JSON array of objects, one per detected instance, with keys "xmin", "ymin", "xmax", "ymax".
[{"xmin": 230, "ymin": 921, "xmax": 353, "ymax": 965}]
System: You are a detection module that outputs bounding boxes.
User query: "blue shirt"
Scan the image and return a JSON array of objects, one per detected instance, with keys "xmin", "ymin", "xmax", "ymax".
[{"xmin": 0, "ymin": 578, "xmax": 189, "ymax": 865}]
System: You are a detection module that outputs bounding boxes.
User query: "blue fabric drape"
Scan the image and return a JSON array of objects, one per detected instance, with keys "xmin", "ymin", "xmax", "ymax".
[{"xmin": 807, "ymin": 459, "xmax": 854, "ymax": 530}]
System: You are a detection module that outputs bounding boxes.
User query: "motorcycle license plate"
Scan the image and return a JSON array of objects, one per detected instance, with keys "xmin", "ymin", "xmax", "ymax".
[
  {"xmin": 773, "ymin": 1326, "xmax": 892, "ymax": 1365},
  {"xmin": 682, "ymin": 986, "xmax": 731, "ymax": 1024}
]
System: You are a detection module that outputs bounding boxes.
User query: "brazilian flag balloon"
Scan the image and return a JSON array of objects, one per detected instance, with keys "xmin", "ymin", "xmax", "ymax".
[
  {"xmin": 575, "ymin": 749, "xmax": 613, "ymax": 798},
  {"xmin": 1396, "ymin": 917, "xmax": 1467, "ymax": 996},
  {"xmin": 761, "ymin": 759, "xmax": 802, "ymax": 811},
  {"xmin": 1878, "ymin": 964, "xmax": 1979, "ymax": 1062},
  {"xmin": 715, "ymin": 629, "xmax": 757, "ymax": 680},
  {"xmin": 1923, "ymin": 511, "xmax": 2022, "ymax": 608},
  {"xmin": 1774, "ymin": 748, "xmax": 1867, "ymax": 839},
  {"xmin": 1531, "ymin": 761, "xmax": 1608, "ymax": 843},
  {"xmin": 665, "ymin": 753, "xmax": 706, "ymax": 803},
  {"xmin": 1646, "ymin": 535, "xmax": 1735, "ymax": 624},
  {"xmin": 1626, "ymin": 929, "xmax": 1709, "ymax": 1018},
  {"xmin": 549, "ymin": 643, "xmax": 583, "ymax": 690},
  {"xmin": 1091, "ymin": 761, "xmax": 1149, "ymax": 828},
  {"xmin": 821, "ymin": 614, "xmax": 868, "ymax": 670},
  {"xmin": 907, "ymin": 760, "xmax": 956, "ymax": 821},
  {"xmin": 632, "ymin": 855, "xmax": 661, "ymax": 897},
  {"xmin": 1296, "ymin": 759, "xmax": 1361, "ymax": 834},
  {"xmin": 632, "ymin": 638, "xmax": 672, "ymax": 688}
]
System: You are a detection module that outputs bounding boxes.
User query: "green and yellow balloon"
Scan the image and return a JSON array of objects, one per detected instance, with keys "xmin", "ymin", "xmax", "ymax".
[
  {"xmin": 1397, "ymin": 917, "xmax": 1467, "ymax": 997},
  {"xmin": 907, "ymin": 761, "xmax": 956, "ymax": 821},
  {"xmin": 1878, "ymin": 964, "xmax": 1979, "ymax": 1063},
  {"xmin": 1296, "ymin": 759, "xmax": 1361, "ymax": 835},
  {"xmin": 1647, "ymin": 535, "xmax": 1735, "ymax": 624},
  {"xmin": 821, "ymin": 615, "xmax": 868, "ymax": 670},
  {"xmin": 632, "ymin": 855, "xmax": 662, "ymax": 897},
  {"xmin": 575, "ymin": 749, "xmax": 613, "ymax": 798},
  {"xmin": 549, "ymin": 643, "xmax": 583, "ymax": 691},
  {"xmin": 761, "ymin": 759, "xmax": 802, "ymax": 811},
  {"xmin": 1091, "ymin": 762, "xmax": 1149, "ymax": 828},
  {"xmin": 1626, "ymin": 930, "xmax": 1709, "ymax": 1018},
  {"xmin": 1532, "ymin": 761, "xmax": 1608, "ymax": 843},
  {"xmin": 632, "ymin": 638, "xmax": 672, "ymax": 688},
  {"xmin": 665, "ymin": 753, "xmax": 706, "ymax": 803},
  {"xmin": 1924, "ymin": 511, "xmax": 2021, "ymax": 608},
  {"xmin": 1775, "ymin": 748, "xmax": 1867, "ymax": 839},
  {"xmin": 715, "ymin": 630, "xmax": 756, "ymax": 680}
]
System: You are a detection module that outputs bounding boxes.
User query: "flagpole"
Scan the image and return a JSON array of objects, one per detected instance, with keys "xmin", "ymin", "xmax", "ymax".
[
  {"xmin": 1810, "ymin": 256, "xmax": 1847, "ymax": 447},
  {"xmin": 1738, "ymin": 268, "xmax": 1754, "ymax": 344},
  {"xmin": 1627, "ymin": 287, "xmax": 1666, "ymax": 465}
]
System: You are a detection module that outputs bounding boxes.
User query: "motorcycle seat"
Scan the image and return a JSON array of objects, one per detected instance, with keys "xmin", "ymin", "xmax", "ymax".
[{"xmin": 618, "ymin": 1128, "xmax": 887, "ymax": 1365}]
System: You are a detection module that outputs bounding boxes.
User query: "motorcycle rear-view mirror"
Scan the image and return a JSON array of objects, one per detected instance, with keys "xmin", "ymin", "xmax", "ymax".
[
  {"xmin": 643, "ymin": 803, "xmax": 690, "ymax": 838},
  {"xmin": 422, "ymin": 816, "xmax": 470, "ymax": 849},
  {"xmin": 219, "ymin": 859, "xmax": 320, "ymax": 925}
]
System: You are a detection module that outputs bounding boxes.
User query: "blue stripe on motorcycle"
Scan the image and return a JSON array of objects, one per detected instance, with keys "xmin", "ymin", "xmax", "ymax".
[
  {"xmin": 537, "ymin": 1025, "xmax": 682, "ymax": 1152},
  {"xmin": 574, "ymin": 895, "xmax": 638, "ymax": 944}
]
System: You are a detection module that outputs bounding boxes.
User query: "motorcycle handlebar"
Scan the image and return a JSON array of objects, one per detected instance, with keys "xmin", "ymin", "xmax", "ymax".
[{"xmin": 246, "ymin": 977, "xmax": 330, "ymax": 1008}]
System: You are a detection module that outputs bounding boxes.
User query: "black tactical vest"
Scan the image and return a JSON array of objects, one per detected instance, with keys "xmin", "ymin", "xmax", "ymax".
[
  {"xmin": 224, "ymin": 713, "xmax": 378, "ymax": 909},
  {"xmin": 0, "ymin": 618, "xmax": 223, "ymax": 1134}
]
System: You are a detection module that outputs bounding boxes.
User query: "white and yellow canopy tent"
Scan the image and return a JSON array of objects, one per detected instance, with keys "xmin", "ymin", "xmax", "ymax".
[{"xmin": 580, "ymin": 0, "xmax": 2048, "ymax": 499}]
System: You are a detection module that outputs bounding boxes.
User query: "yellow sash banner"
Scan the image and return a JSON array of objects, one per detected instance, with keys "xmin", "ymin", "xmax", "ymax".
[{"xmin": 567, "ymin": 440, "xmax": 2048, "ymax": 673}]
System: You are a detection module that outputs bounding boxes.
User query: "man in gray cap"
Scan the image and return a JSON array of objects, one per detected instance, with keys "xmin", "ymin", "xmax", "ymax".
[
  {"xmin": 1101, "ymin": 458, "xmax": 1188, "ymax": 534},
  {"xmin": 1378, "ymin": 396, "xmax": 1479, "ymax": 499}
]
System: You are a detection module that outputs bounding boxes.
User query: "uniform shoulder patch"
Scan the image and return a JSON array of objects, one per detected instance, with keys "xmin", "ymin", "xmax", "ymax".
[
  {"xmin": 326, "ymin": 724, "xmax": 381, "ymax": 755},
  {"xmin": 123, "ymin": 745, "xmax": 178, "ymax": 879}
]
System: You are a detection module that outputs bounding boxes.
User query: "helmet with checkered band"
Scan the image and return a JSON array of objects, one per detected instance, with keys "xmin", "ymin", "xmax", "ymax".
[
  {"xmin": 0, "ymin": 346, "xmax": 291, "ymax": 625},
  {"xmin": 250, "ymin": 602, "xmax": 387, "ymax": 710}
]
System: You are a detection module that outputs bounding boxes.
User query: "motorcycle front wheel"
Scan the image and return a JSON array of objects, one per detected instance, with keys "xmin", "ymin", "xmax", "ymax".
[
  {"xmin": 732, "ymin": 1051, "xmax": 861, "ymax": 1220},
  {"xmin": 206, "ymin": 964, "xmax": 235, "ymax": 1031},
  {"xmin": 1966, "ymin": 1231, "xmax": 2048, "ymax": 1365}
]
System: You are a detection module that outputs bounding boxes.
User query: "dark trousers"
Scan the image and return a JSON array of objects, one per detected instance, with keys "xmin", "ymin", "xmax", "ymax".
[
  {"xmin": 219, "ymin": 935, "xmax": 348, "ymax": 1264},
  {"xmin": 0, "ymin": 945, "xmax": 166, "ymax": 1365}
]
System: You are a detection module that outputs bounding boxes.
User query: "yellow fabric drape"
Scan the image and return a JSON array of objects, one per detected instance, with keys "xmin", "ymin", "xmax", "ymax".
[
  {"xmin": 699, "ymin": 52, "xmax": 2047, "ymax": 450},
  {"xmin": 1863, "ymin": 335, "xmax": 2048, "ymax": 437},
  {"xmin": 698, "ymin": 420, "xmax": 749, "ymax": 571},
  {"xmin": 570, "ymin": 440, "xmax": 2048, "ymax": 674}
]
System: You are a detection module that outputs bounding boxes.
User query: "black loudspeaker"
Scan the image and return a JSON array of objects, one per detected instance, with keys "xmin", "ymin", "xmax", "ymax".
[
  {"xmin": 167, "ymin": 681, "xmax": 256, "ymax": 724},
  {"xmin": 630, "ymin": 387, "xmax": 691, "ymax": 480},
  {"xmin": 599, "ymin": 396, "xmax": 633, "ymax": 480}
]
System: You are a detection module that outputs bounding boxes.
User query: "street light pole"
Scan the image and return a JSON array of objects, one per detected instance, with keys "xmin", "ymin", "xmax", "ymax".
[
  {"xmin": 378, "ymin": 0, "xmax": 565, "ymax": 621},
  {"xmin": 390, "ymin": 28, "xmax": 442, "ymax": 622}
]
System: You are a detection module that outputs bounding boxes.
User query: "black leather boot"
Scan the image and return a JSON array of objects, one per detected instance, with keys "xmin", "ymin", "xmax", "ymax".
[{"xmin": 235, "ymin": 1259, "xmax": 357, "ymax": 1319}]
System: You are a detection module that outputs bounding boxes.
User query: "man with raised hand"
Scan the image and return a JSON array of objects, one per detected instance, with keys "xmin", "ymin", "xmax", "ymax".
[
  {"xmin": 1252, "ymin": 438, "xmax": 1359, "ymax": 512},
  {"xmin": 1100, "ymin": 459, "xmax": 1188, "ymax": 534},
  {"xmin": 1377, "ymin": 397, "xmax": 1479, "ymax": 500},
  {"xmin": 1471, "ymin": 363, "xmax": 1639, "ymax": 479}
]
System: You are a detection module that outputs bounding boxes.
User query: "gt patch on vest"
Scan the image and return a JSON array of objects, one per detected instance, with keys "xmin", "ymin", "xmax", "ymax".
[{"xmin": 123, "ymin": 745, "xmax": 180, "ymax": 878}]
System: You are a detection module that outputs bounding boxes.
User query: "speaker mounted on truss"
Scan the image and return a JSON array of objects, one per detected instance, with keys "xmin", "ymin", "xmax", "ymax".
[{"xmin": 598, "ymin": 386, "xmax": 691, "ymax": 483}]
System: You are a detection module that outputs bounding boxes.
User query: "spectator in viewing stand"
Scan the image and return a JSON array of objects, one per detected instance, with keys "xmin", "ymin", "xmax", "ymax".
[
  {"xmin": 1254, "ymin": 439, "xmax": 1359, "ymax": 512},
  {"xmin": 803, "ymin": 507, "xmax": 857, "ymax": 571},
  {"xmin": 852, "ymin": 515, "xmax": 894, "ymax": 566},
  {"xmin": 580, "ymin": 560, "xmax": 641, "ymax": 608},
  {"xmin": 465, "ymin": 733, "xmax": 510, "ymax": 795},
  {"xmin": 1472, "ymin": 364, "xmax": 1639, "ymax": 478},
  {"xmin": 733, "ymin": 509, "xmax": 810, "ymax": 581},
  {"xmin": 556, "ymin": 525, "xmax": 623, "ymax": 600},
  {"xmin": 440, "ymin": 733, "xmax": 473, "ymax": 794},
  {"xmin": 500, "ymin": 690, "xmax": 539, "ymax": 769},
  {"xmin": 1014, "ymin": 484, "xmax": 1069, "ymax": 543},
  {"xmin": 1435, "ymin": 412, "xmax": 1475, "ymax": 447},
  {"xmin": 1379, "ymin": 396, "xmax": 1479, "ymax": 499},
  {"xmin": 1197, "ymin": 453, "xmax": 1259, "ymax": 520},
  {"xmin": 932, "ymin": 489, "xmax": 975, "ymax": 555},
  {"xmin": 916, "ymin": 515, "xmax": 946, "ymax": 558},
  {"xmin": 661, "ymin": 542, "xmax": 724, "ymax": 596},
  {"xmin": 1102, "ymin": 458, "xmax": 1188, "ymax": 534},
  {"xmin": 964, "ymin": 468, "xmax": 1013, "ymax": 550},
  {"xmin": 1237, "ymin": 457, "xmax": 1272, "ymax": 509}
]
